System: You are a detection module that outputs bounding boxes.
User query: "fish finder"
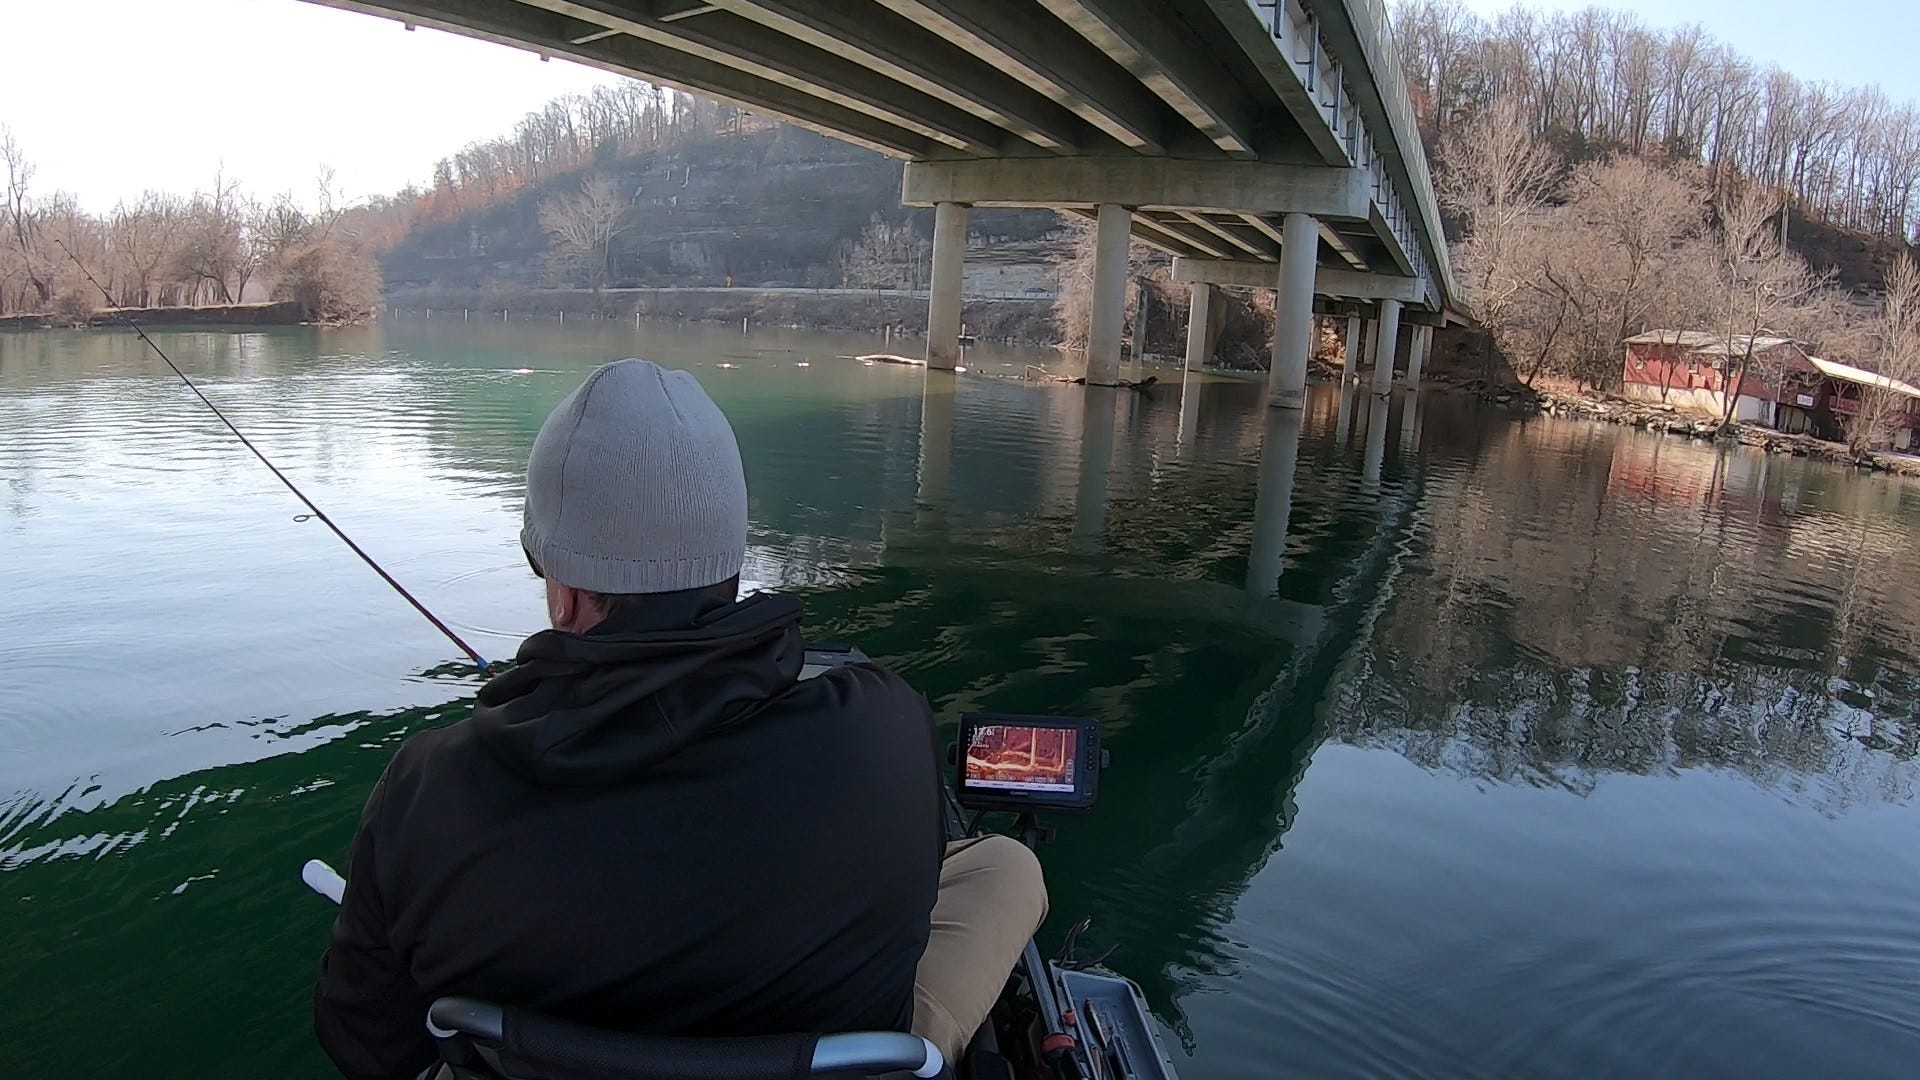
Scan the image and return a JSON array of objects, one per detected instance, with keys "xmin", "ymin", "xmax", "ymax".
[{"xmin": 955, "ymin": 713, "xmax": 1103, "ymax": 813}]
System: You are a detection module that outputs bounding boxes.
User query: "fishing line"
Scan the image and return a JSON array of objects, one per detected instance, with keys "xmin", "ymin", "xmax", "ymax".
[{"xmin": 54, "ymin": 240, "xmax": 493, "ymax": 674}]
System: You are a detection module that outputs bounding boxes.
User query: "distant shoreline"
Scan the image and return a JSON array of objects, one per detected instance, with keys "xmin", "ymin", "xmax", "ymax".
[
  {"xmin": 0, "ymin": 301, "xmax": 307, "ymax": 331},
  {"xmin": 383, "ymin": 285, "xmax": 1060, "ymax": 345}
]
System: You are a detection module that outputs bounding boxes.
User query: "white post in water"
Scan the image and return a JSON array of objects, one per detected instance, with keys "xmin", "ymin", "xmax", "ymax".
[
  {"xmin": 1371, "ymin": 299, "xmax": 1402, "ymax": 396},
  {"xmin": 1268, "ymin": 212, "xmax": 1317, "ymax": 409},
  {"xmin": 634, "ymin": 311, "xmax": 640, "ymax": 329},
  {"xmin": 463, "ymin": 308, "xmax": 469, "ymax": 322},
  {"xmin": 558, "ymin": 310, "xmax": 563, "ymax": 326},
  {"xmin": 1085, "ymin": 203, "xmax": 1132, "ymax": 386},
  {"xmin": 926, "ymin": 201, "xmax": 967, "ymax": 371},
  {"xmin": 425, "ymin": 308, "xmax": 430, "ymax": 320}
]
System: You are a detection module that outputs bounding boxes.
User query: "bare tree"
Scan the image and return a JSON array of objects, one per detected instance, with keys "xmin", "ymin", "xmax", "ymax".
[
  {"xmin": 38, "ymin": 191, "xmax": 109, "ymax": 304},
  {"xmin": 841, "ymin": 212, "xmax": 929, "ymax": 292},
  {"xmin": 110, "ymin": 193, "xmax": 183, "ymax": 308},
  {"xmin": 1714, "ymin": 186, "xmax": 1829, "ymax": 423},
  {"xmin": 1047, "ymin": 214, "xmax": 1166, "ymax": 354},
  {"xmin": 273, "ymin": 234, "xmax": 382, "ymax": 324},
  {"xmin": 1844, "ymin": 255, "xmax": 1920, "ymax": 454},
  {"xmin": 1552, "ymin": 157, "xmax": 1713, "ymax": 387},
  {"xmin": 170, "ymin": 172, "xmax": 247, "ymax": 304},
  {"xmin": 539, "ymin": 174, "xmax": 631, "ymax": 290},
  {"xmin": 2, "ymin": 127, "xmax": 54, "ymax": 307},
  {"xmin": 1438, "ymin": 100, "xmax": 1561, "ymax": 380}
]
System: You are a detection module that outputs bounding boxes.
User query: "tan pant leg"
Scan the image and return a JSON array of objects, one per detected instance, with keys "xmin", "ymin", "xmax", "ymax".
[{"xmin": 910, "ymin": 835, "xmax": 1050, "ymax": 1063}]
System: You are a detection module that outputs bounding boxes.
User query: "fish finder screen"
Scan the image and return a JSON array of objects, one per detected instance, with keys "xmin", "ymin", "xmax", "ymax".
[{"xmin": 964, "ymin": 724, "xmax": 1079, "ymax": 793}]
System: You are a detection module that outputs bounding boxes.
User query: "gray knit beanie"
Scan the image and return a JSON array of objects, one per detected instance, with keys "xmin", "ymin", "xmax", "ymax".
[{"xmin": 521, "ymin": 359, "xmax": 748, "ymax": 594}]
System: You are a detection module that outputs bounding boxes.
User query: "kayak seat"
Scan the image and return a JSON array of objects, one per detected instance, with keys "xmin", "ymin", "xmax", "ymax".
[{"xmin": 427, "ymin": 997, "xmax": 952, "ymax": 1080}]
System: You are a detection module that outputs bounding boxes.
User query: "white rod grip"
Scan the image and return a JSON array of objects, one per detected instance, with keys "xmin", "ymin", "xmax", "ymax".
[{"xmin": 303, "ymin": 859, "xmax": 346, "ymax": 905}]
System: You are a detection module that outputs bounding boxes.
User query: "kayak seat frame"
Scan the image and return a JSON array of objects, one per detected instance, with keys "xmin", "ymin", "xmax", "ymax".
[{"xmin": 426, "ymin": 996, "xmax": 951, "ymax": 1080}]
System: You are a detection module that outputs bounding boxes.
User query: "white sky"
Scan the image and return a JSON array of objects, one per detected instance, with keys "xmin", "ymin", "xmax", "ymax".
[
  {"xmin": 1, "ymin": 0, "xmax": 1912, "ymax": 214},
  {"xmin": 1456, "ymin": 0, "xmax": 1918, "ymax": 106},
  {"xmin": 1, "ymin": 0, "xmax": 622, "ymax": 212}
]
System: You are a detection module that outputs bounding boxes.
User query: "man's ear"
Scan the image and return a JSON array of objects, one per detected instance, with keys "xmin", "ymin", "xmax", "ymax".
[
  {"xmin": 546, "ymin": 581, "xmax": 606, "ymax": 634},
  {"xmin": 546, "ymin": 579, "xmax": 576, "ymax": 631}
]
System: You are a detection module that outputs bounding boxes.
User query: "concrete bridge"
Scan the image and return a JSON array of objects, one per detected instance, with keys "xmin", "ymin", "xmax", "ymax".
[{"xmin": 310, "ymin": 0, "xmax": 1459, "ymax": 405}]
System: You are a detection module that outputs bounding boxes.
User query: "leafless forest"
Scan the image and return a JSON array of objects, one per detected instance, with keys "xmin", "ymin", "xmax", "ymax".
[
  {"xmin": 1393, "ymin": 0, "xmax": 1919, "ymax": 241},
  {"xmin": 0, "ymin": 130, "xmax": 380, "ymax": 324}
]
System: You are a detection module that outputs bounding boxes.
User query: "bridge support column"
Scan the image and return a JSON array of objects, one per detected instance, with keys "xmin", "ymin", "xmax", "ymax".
[
  {"xmin": 926, "ymin": 201, "xmax": 968, "ymax": 371},
  {"xmin": 1371, "ymin": 299, "xmax": 1402, "ymax": 396},
  {"xmin": 1269, "ymin": 211, "xmax": 1317, "ymax": 408},
  {"xmin": 1086, "ymin": 203, "xmax": 1131, "ymax": 386},
  {"xmin": 1184, "ymin": 282, "xmax": 1214, "ymax": 373},
  {"xmin": 1343, "ymin": 315, "xmax": 1363, "ymax": 382},
  {"xmin": 1407, "ymin": 325, "xmax": 1429, "ymax": 389}
]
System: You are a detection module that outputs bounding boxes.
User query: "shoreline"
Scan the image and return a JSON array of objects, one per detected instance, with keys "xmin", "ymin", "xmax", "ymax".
[
  {"xmin": 0, "ymin": 301, "xmax": 306, "ymax": 331},
  {"xmin": 383, "ymin": 285, "xmax": 1059, "ymax": 345},
  {"xmin": 1425, "ymin": 371, "xmax": 1920, "ymax": 478}
]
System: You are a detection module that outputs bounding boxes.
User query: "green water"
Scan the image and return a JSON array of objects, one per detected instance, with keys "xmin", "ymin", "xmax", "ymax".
[{"xmin": 5, "ymin": 321, "xmax": 1920, "ymax": 1078}]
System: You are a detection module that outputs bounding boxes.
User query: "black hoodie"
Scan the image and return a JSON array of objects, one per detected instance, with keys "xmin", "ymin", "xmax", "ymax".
[{"xmin": 314, "ymin": 594, "xmax": 944, "ymax": 1080}]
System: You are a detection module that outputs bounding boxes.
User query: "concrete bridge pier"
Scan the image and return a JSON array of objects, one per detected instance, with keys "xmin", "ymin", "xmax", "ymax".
[
  {"xmin": 1370, "ymin": 299, "xmax": 1402, "ymax": 396},
  {"xmin": 926, "ymin": 202, "xmax": 968, "ymax": 371},
  {"xmin": 1172, "ymin": 255, "xmax": 1430, "ymax": 408},
  {"xmin": 1268, "ymin": 212, "xmax": 1318, "ymax": 409},
  {"xmin": 1185, "ymin": 283, "xmax": 1216, "ymax": 373},
  {"xmin": 1407, "ymin": 325, "xmax": 1431, "ymax": 389},
  {"xmin": 1086, "ymin": 204, "xmax": 1133, "ymax": 386},
  {"xmin": 1343, "ymin": 316, "xmax": 1364, "ymax": 382}
]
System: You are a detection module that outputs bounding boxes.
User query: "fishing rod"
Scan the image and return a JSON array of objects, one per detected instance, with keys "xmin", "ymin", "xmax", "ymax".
[{"xmin": 53, "ymin": 240, "xmax": 493, "ymax": 674}]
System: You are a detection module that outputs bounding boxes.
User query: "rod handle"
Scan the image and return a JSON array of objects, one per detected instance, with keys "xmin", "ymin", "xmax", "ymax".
[{"xmin": 304, "ymin": 859, "xmax": 346, "ymax": 905}]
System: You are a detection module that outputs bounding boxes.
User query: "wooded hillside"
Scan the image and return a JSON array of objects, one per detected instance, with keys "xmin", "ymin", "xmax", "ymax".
[
  {"xmin": 1394, "ymin": 0, "xmax": 1919, "ymax": 290},
  {"xmin": 359, "ymin": 85, "xmax": 1054, "ymax": 292}
]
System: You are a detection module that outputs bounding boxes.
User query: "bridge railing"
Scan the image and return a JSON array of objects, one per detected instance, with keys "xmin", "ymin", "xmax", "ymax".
[{"xmin": 1342, "ymin": 0, "xmax": 1461, "ymax": 310}]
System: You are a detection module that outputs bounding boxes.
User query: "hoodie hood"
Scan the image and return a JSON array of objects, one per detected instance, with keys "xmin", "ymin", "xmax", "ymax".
[{"xmin": 470, "ymin": 593, "xmax": 806, "ymax": 787}]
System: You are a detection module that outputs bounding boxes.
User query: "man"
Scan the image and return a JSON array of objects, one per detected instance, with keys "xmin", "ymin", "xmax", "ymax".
[{"xmin": 315, "ymin": 358, "xmax": 1046, "ymax": 1079}]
